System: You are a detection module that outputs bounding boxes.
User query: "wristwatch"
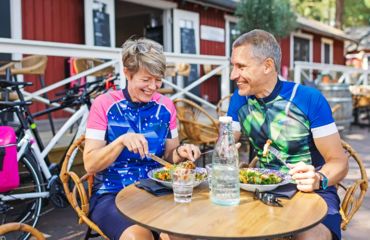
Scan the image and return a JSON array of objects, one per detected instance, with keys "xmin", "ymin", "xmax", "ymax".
[{"xmin": 316, "ymin": 171, "xmax": 328, "ymax": 190}]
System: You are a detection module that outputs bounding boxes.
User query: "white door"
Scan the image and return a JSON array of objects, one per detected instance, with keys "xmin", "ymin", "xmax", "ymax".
[
  {"xmin": 173, "ymin": 9, "xmax": 199, "ymax": 54},
  {"xmin": 173, "ymin": 9, "xmax": 200, "ymax": 98}
]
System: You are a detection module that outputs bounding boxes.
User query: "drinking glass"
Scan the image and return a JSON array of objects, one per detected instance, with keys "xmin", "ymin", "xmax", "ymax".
[{"xmin": 171, "ymin": 168, "xmax": 195, "ymax": 203}]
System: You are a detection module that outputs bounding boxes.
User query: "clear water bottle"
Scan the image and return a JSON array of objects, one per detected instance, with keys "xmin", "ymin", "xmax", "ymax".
[{"xmin": 211, "ymin": 116, "xmax": 240, "ymax": 206}]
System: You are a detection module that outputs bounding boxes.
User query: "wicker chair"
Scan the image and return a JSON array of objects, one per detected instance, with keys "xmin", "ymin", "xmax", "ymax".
[
  {"xmin": 0, "ymin": 222, "xmax": 45, "ymax": 240},
  {"xmin": 339, "ymin": 140, "xmax": 368, "ymax": 230},
  {"xmin": 245, "ymin": 140, "xmax": 368, "ymax": 231},
  {"xmin": 174, "ymin": 98, "xmax": 219, "ymax": 145},
  {"xmin": 173, "ymin": 98, "xmax": 219, "ymax": 165},
  {"xmin": 0, "ymin": 55, "xmax": 47, "ymax": 76},
  {"xmin": 216, "ymin": 94, "xmax": 232, "ymax": 117},
  {"xmin": 59, "ymin": 135, "xmax": 108, "ymax": 240},
  {"xmin": 73, "ymin": 58, "xmax": 115, "ymax": 77}
]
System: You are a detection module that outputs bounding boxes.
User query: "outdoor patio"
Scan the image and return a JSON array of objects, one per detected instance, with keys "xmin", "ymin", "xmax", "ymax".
[{"xmin": 31, "ymin": 120, "xmax": 370, "ymax": 240}]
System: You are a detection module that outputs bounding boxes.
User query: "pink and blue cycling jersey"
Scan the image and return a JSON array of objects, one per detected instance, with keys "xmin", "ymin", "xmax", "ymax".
[{"xmin": 86, "ymin": 89, "xmax": 178, "ymax": 195}]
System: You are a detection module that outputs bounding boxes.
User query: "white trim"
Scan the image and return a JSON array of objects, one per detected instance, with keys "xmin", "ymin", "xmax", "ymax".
[
  {"xmin": 224, "ymin": 14, "xmax": 239, "ymax": 23},
  {"xmin": 224, "ymin": 14, "xmax": 239, "ymax": 57},
  {"xmin": 84, "ymin": 0, "xmax": 115, "ymax": 47},
  {"xmin": 85, "ymin": 129, "xmax": 106, "ymax": 141},
  {"xmin": 173, "ymin": 9, "xmax": 200, "ymax": 54},
  {"xmin": 290, "ymin": 31, "xmax": 313, "ymax": 69},
  {"xmin": 10, "ymin": 0, "xmax": 22, "ymax": 60},
  {"xmin": 123, "ymin": 0, "xmax": 177, "ymax": 9},
  {"xmin": 162, "ymin": 9, "xmax": 172, "ymax": 52},
  {"xmin": 311, "ymin": 122, "xmax": 338, "ymax": 138},
  {"xmin": 171, "ymin": 129, "xmax": 178, "ymax": 138},
  {"xmin": 321, "ymin": 38, "xmax": 333, "ymax": 64}
]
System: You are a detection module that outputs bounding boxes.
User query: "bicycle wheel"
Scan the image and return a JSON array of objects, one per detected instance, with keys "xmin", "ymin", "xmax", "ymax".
[{"xmin": 0, "ymin": 152, "xmax": 44, "ymax": 240}]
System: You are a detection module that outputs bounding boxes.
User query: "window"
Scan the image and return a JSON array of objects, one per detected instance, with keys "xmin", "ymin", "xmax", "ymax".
[
  {"xmin": 321, "ymin": 38, "xmax": 333, "ymax": 64},
  {"xmin": 294, "ymin": 36, "xmax": 310, "ymax": 62}
]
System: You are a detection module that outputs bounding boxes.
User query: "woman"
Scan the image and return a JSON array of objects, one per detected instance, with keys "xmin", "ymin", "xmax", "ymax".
[{"xmin": 84, "ymin": 38, "xmax": 201, "ymax": 240}]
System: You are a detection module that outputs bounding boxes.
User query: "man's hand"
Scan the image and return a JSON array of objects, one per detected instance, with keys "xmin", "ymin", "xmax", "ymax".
[
  {"xmin": 288, "ymin": 161, "xmax": 320, "ymax": 192},
  {"xmin": 120, "ymin": 133, "xmax": 148, "ymax": 159}
]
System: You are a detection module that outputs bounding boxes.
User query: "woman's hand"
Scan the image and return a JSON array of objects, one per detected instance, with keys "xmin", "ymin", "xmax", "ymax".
[
  {"xmin": 288, "ymin": 161, "xmax": 320, "ymax": 192},
  {"xmin": 120, "ymin": 133, "xmax": 148, "ymax": 159},
  {"xmin": 176, "ymin": 144, "xmax": 201, "ymax": 162}
]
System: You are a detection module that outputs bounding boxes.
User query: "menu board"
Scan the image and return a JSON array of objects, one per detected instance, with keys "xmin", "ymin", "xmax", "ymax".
[
  {"xmin": 0, "ymin": 0, "xmax": 11, "ymax": 62},
  {"xmin": 180, "ymin": 28, "xmax": 199, "ymax": 97},
  {"xmin": 93, "ymin": 3, "xmax": 111, "ymax": 47}
]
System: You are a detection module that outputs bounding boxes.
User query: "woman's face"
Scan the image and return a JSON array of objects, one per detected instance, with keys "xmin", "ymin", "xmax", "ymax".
[{"xmin": 126, "ymin": 68, "xmax": 162, "ymax": 102}]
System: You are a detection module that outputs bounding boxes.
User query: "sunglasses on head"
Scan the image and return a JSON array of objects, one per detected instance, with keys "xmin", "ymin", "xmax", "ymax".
[{"xmin": 134, "ymin": 42, "xmax": 163, "ymax": 54}]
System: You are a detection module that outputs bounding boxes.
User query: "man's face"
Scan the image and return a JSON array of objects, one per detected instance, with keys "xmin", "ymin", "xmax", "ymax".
[{"xmin": 230, "ymin": 45, "xmax": 267, "ymax": 97}]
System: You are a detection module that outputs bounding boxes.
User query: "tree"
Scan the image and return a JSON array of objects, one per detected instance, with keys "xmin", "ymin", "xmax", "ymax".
[
  {"xmin": 343, "ymin": 0, "xmax": 370, "ymax": 27},
  {"xmin": 335, "ymin": 0, "xmax": 344, "ymax": 29},
  {"xmin": 292, "ymin": 0, "xmax": 370, "ymax": 28},
  {"xmin": 235, "ymin": 0, "xmax": 298, "ymax": 39}
]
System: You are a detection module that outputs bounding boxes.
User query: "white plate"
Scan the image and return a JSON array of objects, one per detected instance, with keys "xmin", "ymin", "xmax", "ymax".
[
  {"xmin": 148, "ymin": 167, "xmax": 207, "ymax": 188},
  {"xmin": 239, "ymin": 168, "xmax": 291, "ymax": 192}
]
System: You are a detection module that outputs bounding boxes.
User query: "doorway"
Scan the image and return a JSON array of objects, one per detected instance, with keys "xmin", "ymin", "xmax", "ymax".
[{"xmin": 115, "ymin": 1, "xmax": 166, "ymax": 47}]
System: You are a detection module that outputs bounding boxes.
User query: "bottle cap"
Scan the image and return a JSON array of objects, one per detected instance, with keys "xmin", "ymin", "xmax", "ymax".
[{"xmin": 218, "ymin": 116, "xmax": 232, "ymax": 123}]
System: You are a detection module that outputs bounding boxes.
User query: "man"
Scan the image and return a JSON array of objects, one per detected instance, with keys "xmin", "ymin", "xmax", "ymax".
[{"xmin": 227, "ymin": 29, "xmax": 348, "ymax": 240}]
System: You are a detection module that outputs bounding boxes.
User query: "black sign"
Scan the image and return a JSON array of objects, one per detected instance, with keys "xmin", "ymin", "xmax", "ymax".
[
  {"xmin": 180, "ymin": 28, "xmax": 199, "ymax": 97},
  {"xmin": 0, "ymin": 0, "xmax": 11, "ymax": 62},
  {"xmin": 93, "ymin": 3, "xmax": 111, "ymax": 47}
]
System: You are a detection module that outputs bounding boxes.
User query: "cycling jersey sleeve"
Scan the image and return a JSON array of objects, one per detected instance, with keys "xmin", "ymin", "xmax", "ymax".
[
  {"xmin": 85, "ymin": 94, "xmax": 110, "ymax": 141},
  {"xmin": 294, "ymin": 86, "xmax": 337, "ymax": 139},
  {"xmin": 227, "ymin": 90, "xmax": 247, "ymax": 132}
]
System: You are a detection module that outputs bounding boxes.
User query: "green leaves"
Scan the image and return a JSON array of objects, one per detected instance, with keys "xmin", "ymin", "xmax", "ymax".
[{"xmin": 235, "ymin": 0, "xmax": 298, "ymax": 39}]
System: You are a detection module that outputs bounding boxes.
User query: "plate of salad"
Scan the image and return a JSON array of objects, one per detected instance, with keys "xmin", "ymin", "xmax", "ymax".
[{"xmin": 239, "ymin": 168, "xmax": 291, "ymax": 192}]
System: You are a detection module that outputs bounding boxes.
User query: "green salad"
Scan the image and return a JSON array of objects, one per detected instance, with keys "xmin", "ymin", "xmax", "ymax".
[
  {"xmin": 153, "ymin": 169, "xmax": 206, "ymax": 182},
  {"xmin": 239, "ymin": 168, "xmax": 283, "ymax": 185}
]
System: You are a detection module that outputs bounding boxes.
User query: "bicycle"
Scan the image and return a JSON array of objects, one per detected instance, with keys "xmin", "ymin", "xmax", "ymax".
[{"xmin": 0, "ymin": 72, "xmax": 117, "ymax": 240}]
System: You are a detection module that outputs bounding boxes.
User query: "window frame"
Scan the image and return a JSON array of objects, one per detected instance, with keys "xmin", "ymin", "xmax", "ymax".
[
  {"xmin": 321, "ymin": 38, "xmax": 334, "ymax": 64},
  {"xmin": 290, "ymin": 31, "xmax": 313, "ymax": 68}
]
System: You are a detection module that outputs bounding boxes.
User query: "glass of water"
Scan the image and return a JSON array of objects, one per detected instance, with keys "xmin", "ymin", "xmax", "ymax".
[
  {"xmin": 171, "ymin": 168, "xmax": 195, "ymax": 203},
  {"xmin": 205, "ymin": 163, "xmax": 212, "ymax": 191}
]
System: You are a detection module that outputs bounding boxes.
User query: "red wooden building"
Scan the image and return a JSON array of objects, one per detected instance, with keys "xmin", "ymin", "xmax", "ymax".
[{"xmin": 1, "ymin": 0, "xmax": 352, "ymax": 107}]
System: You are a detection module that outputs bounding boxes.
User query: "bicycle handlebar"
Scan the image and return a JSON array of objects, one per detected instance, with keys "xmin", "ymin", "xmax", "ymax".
[{"xmin": 0, "ymin": 80, "xmax": 33, "ymax": 89}]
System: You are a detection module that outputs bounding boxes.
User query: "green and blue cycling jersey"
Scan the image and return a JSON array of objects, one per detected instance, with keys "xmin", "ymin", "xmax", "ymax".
[
  {"xmin": 228, "ymin": 79, "xmax": 337, "ymax": 172},
  {"xmin": 228, "ymin": 79, "xmax": 342, "ymax": 239}
]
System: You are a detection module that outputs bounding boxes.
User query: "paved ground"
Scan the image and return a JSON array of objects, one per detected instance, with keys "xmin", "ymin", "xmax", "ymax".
[{"xmin": 33, "ymin": 124, "xmax": 370, "ymax": 239}]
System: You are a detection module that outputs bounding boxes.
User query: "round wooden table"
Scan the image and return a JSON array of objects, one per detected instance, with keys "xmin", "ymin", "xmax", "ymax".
[{"xmin": 116, "ymin": 183, "xmax": 327, "ymax": 239}]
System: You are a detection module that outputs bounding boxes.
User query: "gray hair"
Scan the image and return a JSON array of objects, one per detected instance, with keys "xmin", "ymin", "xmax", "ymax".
[
  {"xmin": 121, "ymin": 38, "xmax": 166, "ymax": 79},
  {"xmin": 233, "ymin": 29, "xmax": 281, "ymax": 72}
]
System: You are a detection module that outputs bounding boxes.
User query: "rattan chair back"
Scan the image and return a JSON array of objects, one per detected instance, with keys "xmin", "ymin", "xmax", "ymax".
[
  {"xmin": 173, "ymin": 98, "xmax": 219, "ymax": 146},
  {"xmin": 0, "ymin": 222, "xmax": 45, "ymax": 240},
  {"xmin": 339, "ymin": 140, "xmax": 368, "ymax": 230},
  {"xmin": 73, "ymin": 58, "xmax": 114, "ymax": 77},
  {"xmin": 59, "ymin": 135, "xmax": 108, "ymax": 239},
  {"xmin": 0, "ymin": 55, "xmax": 47, "ymax": 75}
]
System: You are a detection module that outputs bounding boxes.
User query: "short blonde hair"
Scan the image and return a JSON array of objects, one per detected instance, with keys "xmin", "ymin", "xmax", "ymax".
[{"xmin": 121, "ymin": 38, "xmax": 166, "ymax": 79}]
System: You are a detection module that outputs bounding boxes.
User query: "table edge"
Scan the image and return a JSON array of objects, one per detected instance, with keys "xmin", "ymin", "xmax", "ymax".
[{"xmin": 115, "ymin": 185, "xmax": 328, "ymax": 239}]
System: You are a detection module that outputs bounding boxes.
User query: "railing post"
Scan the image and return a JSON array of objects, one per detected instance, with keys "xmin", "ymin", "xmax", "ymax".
[
  {"xmin": 294, "ymin": 62, "xmax": 301, "ymax": 83},
  {"xmin": 221, "ymin": 63, "xmax": 230, "ymax": 99},
  {"xmin": 117, "ymin": 58, "xmax": 125, "ymax": 89}
]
